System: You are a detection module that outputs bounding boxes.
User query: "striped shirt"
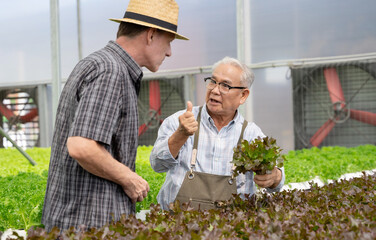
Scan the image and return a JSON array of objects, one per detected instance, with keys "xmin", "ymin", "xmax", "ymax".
[
  {"xmin": 150, "ymin": 105, "xmax": 285, "ymax": 210},
  {"xmin": 42, "ymin": 41, "xmax": 143, "ymax": 231}
]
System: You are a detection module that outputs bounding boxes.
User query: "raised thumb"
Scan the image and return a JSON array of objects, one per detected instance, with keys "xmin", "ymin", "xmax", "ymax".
[{"xmin": 186, "ymin": 101, "xmax": 193, "ymax": 112}]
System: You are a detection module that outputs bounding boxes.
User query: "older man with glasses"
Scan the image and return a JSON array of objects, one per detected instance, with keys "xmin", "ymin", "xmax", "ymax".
[{"xmin": 150, "ymin": 56, "xmax": 285, "ymax": 211}]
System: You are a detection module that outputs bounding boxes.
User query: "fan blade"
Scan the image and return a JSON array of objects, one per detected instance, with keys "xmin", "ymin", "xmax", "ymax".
[
  {"xmin": 0, "ymin": 102, "xmax": 16, "ymax": 120},
  {"xmin": 310, "ymin": 119, "xmax": 336, "ymax": 147},
  {"xmin": 138, "ymin": 80, "xmax": 162, "ymax": 137},
  {"xmin": 349, "ymin": 109, "xmax": 376, "ymax": 126},
  {"xmin": 149, "ymin": 80, "xmax": 161, "ymax": 114},
  {"xmin": 324, "ymin": 68, "xmax": 346, "ymax": 105},
  {"xmin": 19, "ymin": 108, "xmax": 38, "ymax": 123},
  {"xmin": 138, "ymin": 124, "xmax": 148, "ymax": 136}
]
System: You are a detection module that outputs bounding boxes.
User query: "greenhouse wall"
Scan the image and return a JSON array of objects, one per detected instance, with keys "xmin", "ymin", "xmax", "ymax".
[{"xmin": 1, "ymin": 0, "xmax": 376, "ymax": 151}]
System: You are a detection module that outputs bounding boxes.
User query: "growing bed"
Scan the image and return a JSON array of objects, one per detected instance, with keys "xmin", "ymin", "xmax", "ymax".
[{"xmin": 1, "ymin": 145, "xmax": 375, "ymax": 238}]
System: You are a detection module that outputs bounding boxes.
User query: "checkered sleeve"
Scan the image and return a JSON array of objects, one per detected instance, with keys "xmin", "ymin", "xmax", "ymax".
[{"xmin": 69, "ymin": 62, "xmax": 124, "ymax": 145}]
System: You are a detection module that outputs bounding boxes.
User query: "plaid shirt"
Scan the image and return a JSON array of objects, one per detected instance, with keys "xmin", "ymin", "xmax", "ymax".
[
  {"xmin": 150, "ymin": 105, "xmax": 285, "ymax": 210},
  {"xmin": 42, "ymin": 41, "xmax": 143, "ymax": 231}
]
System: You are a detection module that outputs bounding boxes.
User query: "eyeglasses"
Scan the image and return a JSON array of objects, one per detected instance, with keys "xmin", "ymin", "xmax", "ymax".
[{"xmin": 204, "ymin": 77, "xmax": 247, "ymax": 94}]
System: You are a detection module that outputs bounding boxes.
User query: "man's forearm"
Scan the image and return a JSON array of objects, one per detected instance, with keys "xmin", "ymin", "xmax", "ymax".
[
  {"xmin": 168, "ymin": 131, "xmax": 189, "ymax": 158},
  {"xmin": 67, "ymin": 136, "xmax": 131, "ymax": 185},
  {"xmin": 67, "ymin": 136, "xmax": 150, "ymax": 203}
]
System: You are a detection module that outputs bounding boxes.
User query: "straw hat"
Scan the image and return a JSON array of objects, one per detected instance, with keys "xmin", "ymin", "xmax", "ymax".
[{"xmin": 110, "ymin": 0, "xmax": 188, "ymax": 40}]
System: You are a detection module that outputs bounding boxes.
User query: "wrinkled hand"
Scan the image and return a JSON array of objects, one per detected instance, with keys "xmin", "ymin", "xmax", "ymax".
[
  {"xmin": 177, "ymin": 101, "xmax": 198, "ymax": 136},
  {"xmin": 253, "ymin": 167, "xmax": 282, "ymax": 189},
  {"xmin": 122, "ymin": 171, "xmax": 150, "ymax": 203}
]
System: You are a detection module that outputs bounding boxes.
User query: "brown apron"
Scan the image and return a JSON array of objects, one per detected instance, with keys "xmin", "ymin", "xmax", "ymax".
[{"xmin": 174, "ymin": 107, "xmax": 248, "ymax": 210}]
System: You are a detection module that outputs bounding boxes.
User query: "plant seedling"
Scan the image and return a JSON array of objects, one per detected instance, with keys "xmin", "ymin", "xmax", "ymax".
[{"xmin": 232, "ymin": 136, "xmax": 285, "ymax": 177}]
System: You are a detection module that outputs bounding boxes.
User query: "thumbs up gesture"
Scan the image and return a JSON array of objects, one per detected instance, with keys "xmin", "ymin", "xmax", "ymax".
[{"xmin": 178, "ymin": 101, "xmax": 198, "ymax": 136}]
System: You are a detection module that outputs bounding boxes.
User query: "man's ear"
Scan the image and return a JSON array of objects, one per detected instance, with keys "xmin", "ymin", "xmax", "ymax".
[
  {"xmin": 240, "ymin": 89, "xmax": 250, "ymax": 105},
  {"xmin": 146, "ymin": 28, "xmax": 157, "ymax": 45}
]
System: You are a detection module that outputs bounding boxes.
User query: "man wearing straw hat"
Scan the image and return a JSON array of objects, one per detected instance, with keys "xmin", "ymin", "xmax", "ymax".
[{"xmin": 42, "ymin": 0, "xmax": 188, "ymax": 232}]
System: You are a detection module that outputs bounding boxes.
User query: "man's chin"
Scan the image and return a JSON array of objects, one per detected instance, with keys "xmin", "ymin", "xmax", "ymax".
[
  {"xmin": 145, "ymin": 67, "xmax": 158, "ymax": 72},
  {"xmin": 207, "ymin": 104, "xmax": 222, "ymax": 113}
]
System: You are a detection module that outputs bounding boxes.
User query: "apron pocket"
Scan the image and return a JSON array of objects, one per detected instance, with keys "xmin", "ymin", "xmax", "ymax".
[{"xmin": 174, "ymin": 171, "xmax": 237, "ymax": 211}]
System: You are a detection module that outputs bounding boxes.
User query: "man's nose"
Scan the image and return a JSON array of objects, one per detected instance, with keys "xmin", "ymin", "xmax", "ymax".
[
  {"xmin": 211, "ymin": 83, "xmax": 221, "ymax": 94},
  {"xmin": 166, "ymin": 45, "xmax": 171, "ymax": 57}
]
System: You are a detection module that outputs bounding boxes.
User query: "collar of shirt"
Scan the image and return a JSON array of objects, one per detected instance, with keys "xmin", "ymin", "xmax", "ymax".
[
  {"xmin": 200, "ymin": 104, "xmax": 241, "ymax": 132},
  {"xmin": 107, "ymin": 40, "xmax": 143, "ymax": 95}
]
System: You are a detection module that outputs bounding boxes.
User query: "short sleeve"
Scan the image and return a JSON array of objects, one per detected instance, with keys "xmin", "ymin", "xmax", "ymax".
[{"xmin": 69, "ymin": 66, "xmax": 124, "ymax": 145}]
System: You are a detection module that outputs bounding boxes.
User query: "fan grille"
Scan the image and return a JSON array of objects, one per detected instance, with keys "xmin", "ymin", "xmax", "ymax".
[
  {"xmin": 0, "ymin": 88, "xmax": 39, "ymax": 148},
  {"xmin": 137, "ymin": 78, "xmax": 185, "ymax": 146},
  {"xmin": 292, "ymin": 62, "xmax": 376, "ymax": 149}
]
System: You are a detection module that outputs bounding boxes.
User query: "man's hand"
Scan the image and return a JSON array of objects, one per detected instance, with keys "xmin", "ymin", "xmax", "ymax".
[
  {"xmin": 253, "ymin": 167, "xmax": 282, "ymax": 189},
  {"xmin": 168, "ymin": 101, "xmax": 198, "ymax": 158},
  {"xmin": 121, "ymin": 171, "xmax": 150, "ymax": 203},
  {"xmin": 67, "ymin": 136, "xmax": 150, "ymax": 203},
  {"xmin": 177, "ymin": 101, "xmax": 198, "ymax": 136}
]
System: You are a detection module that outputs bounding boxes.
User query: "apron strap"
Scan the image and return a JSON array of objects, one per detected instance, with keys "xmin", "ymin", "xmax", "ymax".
[
  {"xmin": 237, "ymin": 119, "xmax": 248, "ymax": 146},
  {"xmin": 190, "ymin": 106, "xmax": 248, "ymax": 172},
  {"xmin": 190, "ymin": 106, "xmax": 202, "ymax": 170}
]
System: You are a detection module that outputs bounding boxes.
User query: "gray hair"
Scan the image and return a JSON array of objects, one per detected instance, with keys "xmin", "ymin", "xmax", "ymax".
[{"xmin": 212, "ymin": 56, "xmax": 255, "ymax": 88}]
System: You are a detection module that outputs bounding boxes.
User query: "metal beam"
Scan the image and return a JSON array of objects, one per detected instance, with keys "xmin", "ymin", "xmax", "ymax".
[
  {"xmin": 183, "ymin": 74, "xmax": 197, "ymax": 105},
  {"xmin": 50, "ymin": 0, "xmax": 62, "ymax": 130},
  {"xmin": 77, "ymin": 0, "xmax": 83, "ymax": 60},
  {"xmin": 236, "ymin": 0, "xmax": 253, "ymax": 122},
  {"xmin": 37, "ymin": 85, "xmax": 51, "ymax": 147}
]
